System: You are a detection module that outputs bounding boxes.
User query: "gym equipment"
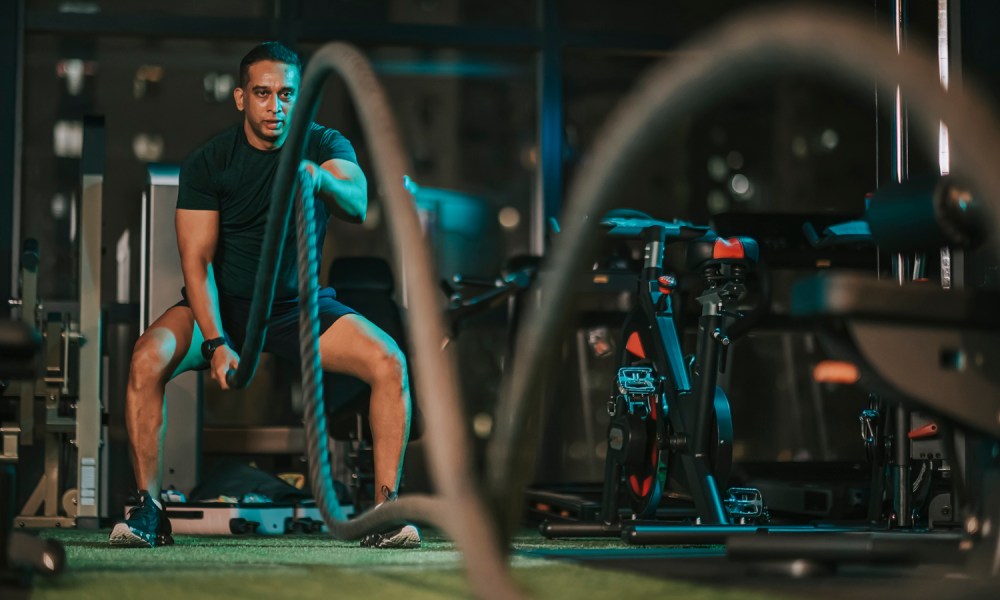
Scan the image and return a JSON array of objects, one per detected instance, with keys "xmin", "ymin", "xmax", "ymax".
[
  {"xmin": 442, "ymin": 260, "xmax": 537, "ymax": 347},
  {"xmin": 798, "ymin": 179, "xmax": 994, "ymax": 531},
  {"xmin": 488, "ymin": 5, "xmax": 1000, "ymax": 579},
  {"xmin": 3, "ymin": 117, "xmax": 106, "ymax": 530},
  {"xmin": 539, "ymin": 215, "xmax": 763, "ymax": 538},
  {"xmin": 2, "ymin": 320, "xmax": 66, "ymax": 588},
  {"xmin": 119, "ymin": 500, "xmax": 353, "ymax": 536}
]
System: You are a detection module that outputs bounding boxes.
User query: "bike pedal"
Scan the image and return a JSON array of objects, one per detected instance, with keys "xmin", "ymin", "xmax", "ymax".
[
  {"xmin": 617, "ymin": 367, "xmax": 656, "ymax": 395},
  {"xmin": 724, "ymin": 486, "xmax": 768, "ymax": 523}
]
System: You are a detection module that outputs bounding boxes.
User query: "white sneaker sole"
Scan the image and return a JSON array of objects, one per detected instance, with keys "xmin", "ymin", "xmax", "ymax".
[
  {"xmin": 108, "ymin": 523, "xmax": 152, "ymax": 548},
  {"xmin": 362, "ymin": 524, "xmax": 422, "ymax": 549},
  {"xmin": 385, "ymin": 525, "xmax": 421, "ymax": 548}
]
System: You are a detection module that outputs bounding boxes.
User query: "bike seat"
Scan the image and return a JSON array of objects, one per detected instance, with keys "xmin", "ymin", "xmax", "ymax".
[{"xmin": 686, "ymin": 235, "xmax": 759, "ymax": 271}]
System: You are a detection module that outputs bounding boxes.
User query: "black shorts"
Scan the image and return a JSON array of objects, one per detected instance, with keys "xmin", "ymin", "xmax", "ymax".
[{"xmin": 177, "ymin": 287, "xmax": 357, "ymax": 365}]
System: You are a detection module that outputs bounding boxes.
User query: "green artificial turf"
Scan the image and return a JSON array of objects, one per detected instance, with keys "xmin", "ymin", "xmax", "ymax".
[{"xmin": 26, "ymin": 529, "xmax": 793, "ymax": 600}]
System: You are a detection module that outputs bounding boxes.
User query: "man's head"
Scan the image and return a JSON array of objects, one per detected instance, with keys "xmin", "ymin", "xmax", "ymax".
[{"xmin": 234, "ymin": 42, "xmax": 302, "ymax": 150}]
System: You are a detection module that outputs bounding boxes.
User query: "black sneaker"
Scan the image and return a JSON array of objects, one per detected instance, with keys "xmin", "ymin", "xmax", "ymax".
[
  {"xmin": 109, "ymin": 490, "xmax": 174, "ymax": 548},
  {"xmin": 359, "ymin": 486, "xmax": 421, "ymax": 549}
]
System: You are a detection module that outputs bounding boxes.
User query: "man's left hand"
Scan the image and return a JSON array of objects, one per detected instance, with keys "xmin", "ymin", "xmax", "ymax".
[{"xmin": 301, "ymin": 159, "xmax": 348, "ymax": 196}]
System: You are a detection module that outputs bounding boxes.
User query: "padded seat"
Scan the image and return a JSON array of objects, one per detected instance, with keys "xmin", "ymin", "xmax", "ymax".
[
  {"xmin": 791, "ymin": 272, "xmax": 1000, "ymax": 328},
  {"xmin": 686, "ymin": 235, "xmax": 760, "ymax": 272},
  {"xmin": 789, "ymin": 271, "xmax": 1000, "ymax": 440}
]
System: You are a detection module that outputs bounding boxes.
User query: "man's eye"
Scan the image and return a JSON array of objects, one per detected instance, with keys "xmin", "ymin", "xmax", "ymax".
[{"xmin": 280, "ymin": 92, "xmax": 293, "ymax": 100}]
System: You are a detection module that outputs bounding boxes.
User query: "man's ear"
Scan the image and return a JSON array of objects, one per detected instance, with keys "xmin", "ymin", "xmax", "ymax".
[{"xmin": 233, "ymin": 86, "xmax": 245, "ymax": 111}]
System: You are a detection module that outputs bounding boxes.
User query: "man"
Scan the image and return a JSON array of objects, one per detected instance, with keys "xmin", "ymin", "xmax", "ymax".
[{"xmin": 110, "ymin": 42, "xmax": 418, "ymax": 549}]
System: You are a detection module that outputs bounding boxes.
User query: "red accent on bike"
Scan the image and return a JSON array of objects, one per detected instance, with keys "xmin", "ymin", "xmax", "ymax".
[
  {"xmin": 626, "ymin": 332, "xmax": 646, "ymax": 359},
  {"xmin": 813, "ymin": 360, "xmax": 860, "ymax": 384},
  {"xmin": 713, "ymin": 237, "xmax": 745, "ymax": 259},
  {"xmin": 908, "ymin": 422, "xmax": 939, "ymax": 439},
  {"xmin": 657, "ymin": 276, "xmax": 674, "ymax": 295}
]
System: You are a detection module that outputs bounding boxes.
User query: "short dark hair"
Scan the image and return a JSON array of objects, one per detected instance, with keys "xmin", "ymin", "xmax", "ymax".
[{"xmin": 239, "ymin": 41, "xmax": 302, "ymax": 88}]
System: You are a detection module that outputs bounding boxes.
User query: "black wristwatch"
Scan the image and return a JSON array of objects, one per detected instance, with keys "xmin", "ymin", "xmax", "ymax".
[{"xmin": 201, "ymin": 337, "xmax": 228, "ymax": 362}]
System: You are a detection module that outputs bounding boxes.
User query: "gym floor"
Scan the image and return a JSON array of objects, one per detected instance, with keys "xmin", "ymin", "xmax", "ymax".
[{"xmin": 21, "ymin": 528, "xmax": 999, "ymax": 600}]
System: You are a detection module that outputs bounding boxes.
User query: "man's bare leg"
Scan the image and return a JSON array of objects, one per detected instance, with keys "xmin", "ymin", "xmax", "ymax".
[
  {"xmin": 125, "ymin": 305, "xmax": 205, "ymax": 499},
  {"xmin": 319, "ymin": 314, "xmax": 410, "ymax": 499}
]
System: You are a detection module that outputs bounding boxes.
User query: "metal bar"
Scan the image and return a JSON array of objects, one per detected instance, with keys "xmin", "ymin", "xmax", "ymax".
[
  {"xmin": 23, "ymin": 11, "xmax": 675, "ymax": 53},
  {"xmin": 626, "ymin": 524, "xmax": 877, "ymax": 546},
  {"xmin": 25, "ymin": 12, "xmax": 271, "ymax": 40},
  {"xmin": 680, "ymin": 453, "xmax": 728, "ymax": 525},
  {"xmin": 20, "ymin": 472, "xmax": 46, "ymax": 517},
  {"xmin": 533, "ymin": 0, "xmax": 563, "ymax": 255},
  {"xmin": 76, "ymin": 115, "xmax": 104, "ymax": 525},
  {"xmin": 692, "ymin": 314, "xmax": 721, "ymax": 458},
  {"xmin": 938, "ymin": 0, "xmax": 955, "ymax": 289},
  {"xmin": 15, "ymin": 516, "xmax": 76, "ymax": 529},
  {"xmin": 573, "ymin": 329, "xmax": 596, "ymax": 449},
  {"xmin": 0, "ymin": 0, "xmax": 23, "ymax": 318},
  {"xmin": 0, "ymin": 465, "xmax": 12, "ymax": 572},
  {"xmin": 17, "ymin": 242, "xmax": 37, "ymax": 446},
  {"xmin": 894, "ymin": 402, "xmax": 912, "ymax": 527},
  {"xmin": 891, "ymin": 0, "xmax": 909, "ymax": 185},
  {"xmin": 44, "ymin": 433, "xmax": 59, "ymax": 517},
  {"xmin": 891, "ymin": 0, "xmax": 915, "ymax": 285}
]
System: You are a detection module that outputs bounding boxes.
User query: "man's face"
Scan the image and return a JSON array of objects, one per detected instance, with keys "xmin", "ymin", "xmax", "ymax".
[{"xmin": 233, "ymin": 60, "xmax": 300, "ymax": 150}]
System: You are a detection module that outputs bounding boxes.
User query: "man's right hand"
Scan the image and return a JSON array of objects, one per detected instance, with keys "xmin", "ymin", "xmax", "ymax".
[{"xmin": 210, "ymin": 344, "xmax": 241, "ymax": 391}]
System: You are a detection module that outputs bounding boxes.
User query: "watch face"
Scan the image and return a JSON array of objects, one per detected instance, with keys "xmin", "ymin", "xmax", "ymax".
[{"xmin": 202, "ymin": 338, "xmax": 224, "ymax": 361}]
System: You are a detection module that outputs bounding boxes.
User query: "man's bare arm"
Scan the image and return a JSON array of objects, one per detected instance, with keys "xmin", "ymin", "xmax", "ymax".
[
  {"xmin": 302, "ymin": 158, "xmax": 368, "ymax": 223},
  {"xmin": 176, "ymin": 208, "xmax": 239, "ymax": 389}
]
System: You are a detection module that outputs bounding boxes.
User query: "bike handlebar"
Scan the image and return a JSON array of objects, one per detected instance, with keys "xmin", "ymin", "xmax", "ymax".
[
  {"xmin": 600, "ymin": 217, "xmax": 710, "ymax": 240},
  {"xmin": 445, "ymin": 268, "xmax": 536, "ymax": 339}
]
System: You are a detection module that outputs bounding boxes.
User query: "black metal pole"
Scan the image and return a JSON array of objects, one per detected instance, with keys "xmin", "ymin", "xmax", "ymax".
[{"xmin": 0, "ymin": 0, "xmax": 23, "ymax": 317}]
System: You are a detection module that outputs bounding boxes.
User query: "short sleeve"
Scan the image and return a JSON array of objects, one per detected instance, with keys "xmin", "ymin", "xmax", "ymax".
[
  {"xmin": 177, "ymin": 150, "xmax": 220, "ymax": 211},
  {"xmin": 308, "ymin": 124, "xmax": 358, "ymax": 166}
]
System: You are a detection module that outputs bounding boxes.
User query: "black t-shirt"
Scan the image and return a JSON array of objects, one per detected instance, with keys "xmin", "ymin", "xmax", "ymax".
[{"xmin": 177, "ymin": 122, "xmax": 358, "ymax": 300}]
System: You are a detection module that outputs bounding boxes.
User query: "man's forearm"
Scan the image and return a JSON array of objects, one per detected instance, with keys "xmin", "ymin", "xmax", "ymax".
[
  {"xmin": 311, "ymin": 160, "xmax": 367, "ymax": 223},
  {"xmin": 182, "ymin": 261, "xmax": 226, "ymax": 343}
]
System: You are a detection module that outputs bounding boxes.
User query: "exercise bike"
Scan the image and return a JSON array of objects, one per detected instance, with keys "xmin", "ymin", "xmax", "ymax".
[{"xmin": 540, "ymin": 214, "xmax": 767, "ymax": 538}]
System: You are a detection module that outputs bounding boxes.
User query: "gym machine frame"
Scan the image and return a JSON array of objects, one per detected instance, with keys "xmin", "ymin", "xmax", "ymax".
[{"xmin": 3, "ymin": 116, "xmax": 105, "ymax": 529}]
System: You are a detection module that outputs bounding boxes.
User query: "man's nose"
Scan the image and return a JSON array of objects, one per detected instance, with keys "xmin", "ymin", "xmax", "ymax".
[{"xmin": 268, "ymin": 95, "xmax": 282, "ymax": 113}]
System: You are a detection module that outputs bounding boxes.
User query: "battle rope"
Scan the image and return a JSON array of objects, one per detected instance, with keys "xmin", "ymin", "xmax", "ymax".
[{"xmin": 229, "ymin": 43, "xmax": 517, "ymax": 599}]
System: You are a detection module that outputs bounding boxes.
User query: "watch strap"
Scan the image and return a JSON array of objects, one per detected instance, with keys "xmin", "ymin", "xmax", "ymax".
[{"xmin": 201, "ymin": 336, "xmax": 227, "ymax": 362}]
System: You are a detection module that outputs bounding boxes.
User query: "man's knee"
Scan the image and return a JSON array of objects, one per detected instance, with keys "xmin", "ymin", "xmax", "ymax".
[
  {"xmin": 129, "ymin": 332, "xmax": 179, "ymax": 390},
  {"xmin": 371, "ymin": 339, "xmax": 407, "ymax": 389}
]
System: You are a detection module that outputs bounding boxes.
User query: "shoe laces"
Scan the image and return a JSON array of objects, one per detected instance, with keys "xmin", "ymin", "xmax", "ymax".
[
  {"xmin": 127, "ymin": 492, "xmax": 157, "ymax": 519},
  {"xmin": 380, "ymin": 485, "xmax": 398, "ymax": 503}
]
